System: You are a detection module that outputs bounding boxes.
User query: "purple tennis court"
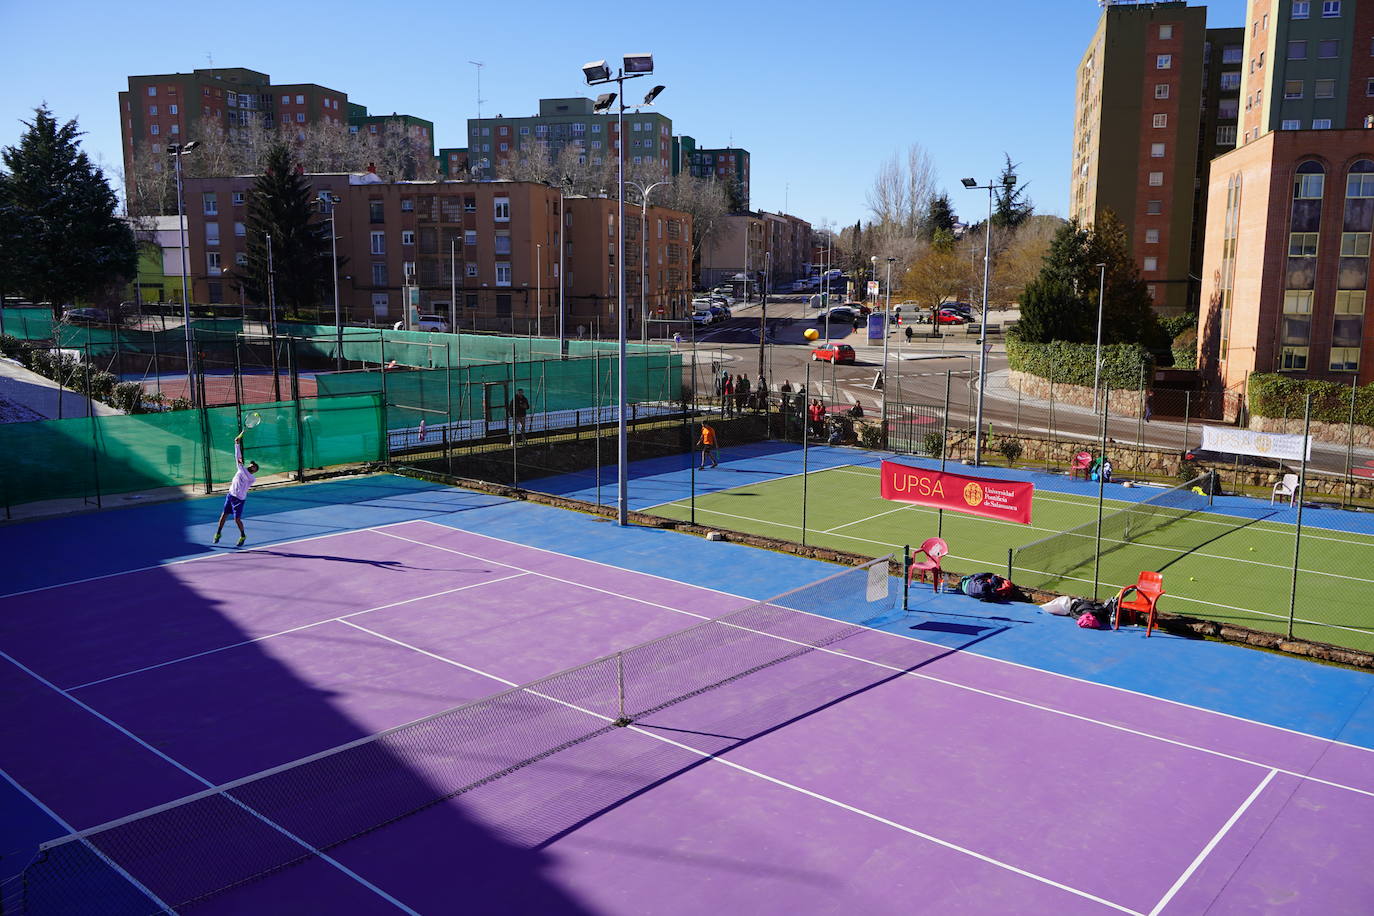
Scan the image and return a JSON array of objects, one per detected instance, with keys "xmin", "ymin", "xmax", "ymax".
[{"xmin": 3, "ymin": 518, "xmax": 1372, "ymax": 914}]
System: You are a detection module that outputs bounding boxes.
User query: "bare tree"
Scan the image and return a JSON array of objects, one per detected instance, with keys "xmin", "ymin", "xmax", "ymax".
[
  {"xmin": 991, "ymin": 215, "xmax": 1064, "ymax": 307},
  {"xmin": 900, "ymin": 240, "xmax": 975, "ymax": 323}
]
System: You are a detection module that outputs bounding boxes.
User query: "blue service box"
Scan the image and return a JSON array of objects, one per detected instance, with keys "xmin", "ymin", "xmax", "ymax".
[{"xmin": 866, "ymin": 312, "xmax": 886, "ymax": 345}]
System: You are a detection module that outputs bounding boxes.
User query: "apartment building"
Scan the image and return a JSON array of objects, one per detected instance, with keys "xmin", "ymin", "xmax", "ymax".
[
  {"xmin": 690, "ymin": 147, "xmax": 751, "ymax": 211},
  {"xmin": 1199, "ymin": 128, "xmax": 1374, "ymax": 401},
  {"xmin": 466, "ymin": 98, "xmax": 673, "ymax": 179},
  {"xmin": 699, "ymin": 214, "xmax": 768, "ymax": 292},
  {"xmin": 1071, "ymin": 3, "xmax": 1238, "ymax": 314},
  {"xmin": 346, "ymin": 104, "xmax": 435, "ymax": 160},
  {"xmin": 760, "ymin": 212, "xmax": 814, "ymax": 287},
  {"xmin": 118, "ymin": 69, "xmax": 348, "ymax": 196},
  {"xmin": 178, "ymin": 175, "xmax": 691, "ymax": 333},
  {"xmin": 437, "ymin": 148, "xmax": 471, "ymax": 178},
  {"xmin": 1239, "ymin": 0, "xmax": 1374, "ymax": 142}
]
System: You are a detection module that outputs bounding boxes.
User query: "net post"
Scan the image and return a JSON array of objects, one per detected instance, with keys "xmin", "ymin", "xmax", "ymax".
[
  {"xmin": 1007, "ymin": 547, "xmax": 1013, "ymax": 583},
  {"xmin": 1092, "ymin": 383, "xmax": 1109, "ymax": 602},
  {"xmin": 614, "ymin": 651, "xmax": 629, "ymax": 726},
  {"xmin": 290, "ymin": 337, "xmax": 305, "ymax": 482},
  {"xmin": 379, "ymin": 331, "xmax": 390, "ymax": 460},
  {"xmin": 1287, "ymin": 394, "xmax": 1311, "ymax": 640},
  {"xmin": 902, "ymin": 545, "xmax": 910, "ymax": 612},
  {"xmin": 198, "ymin": 349, "xmax": 214, "ymax": 494},
  {"xmin": 801, "ymin": 358, "xmax": 811, "ymax": 546}
]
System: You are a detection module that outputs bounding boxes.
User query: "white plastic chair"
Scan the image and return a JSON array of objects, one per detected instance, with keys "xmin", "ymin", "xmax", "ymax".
[{"xmin": 1271, "ymin": 473, "xmax": 1298, "ymax": 506}]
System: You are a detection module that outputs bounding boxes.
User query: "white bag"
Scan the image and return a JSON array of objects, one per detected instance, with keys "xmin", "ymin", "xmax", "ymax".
[{"xmin": 1041, "ymin": 595, "xmax": 1074, "ymax": 616}]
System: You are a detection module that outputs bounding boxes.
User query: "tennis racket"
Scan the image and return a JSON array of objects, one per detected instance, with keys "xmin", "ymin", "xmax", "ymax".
[{"xmin": 243, "ymin": 411, "xmax": 263, "ymax": 430}]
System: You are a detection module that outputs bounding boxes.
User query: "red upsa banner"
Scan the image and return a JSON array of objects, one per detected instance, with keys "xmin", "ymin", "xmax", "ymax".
[{"xmin": 879, "ymin": 461, "xmax": 1034, "ymax": 524}]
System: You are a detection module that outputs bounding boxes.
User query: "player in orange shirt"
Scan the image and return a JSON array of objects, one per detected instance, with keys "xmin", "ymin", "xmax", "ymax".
[{"xmin": 696, "ymin": 423, "xmax": 719, "ymax": 469}]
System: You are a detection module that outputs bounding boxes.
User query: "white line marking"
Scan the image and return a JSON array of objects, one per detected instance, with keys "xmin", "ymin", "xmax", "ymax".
[
  {"xmin": 0, "ymin": 522, "xmax": 420, "ymax": 601},
  {"xmin": 403, "ymin": 517, "xmax": 1374, "ymax": 759},
  {"xmin": 1147, "ymin": 769, "xmax": 1278, "ymax": 916},
  {"xmin": 67, "ymin": 574, "xmax": 529, "ymax": 691},
  {"xmin": 0, "ymin": 649, "xmax": 419, "ymax": 914},
  {"xmin": 0, "ymin": 767, "xmax": 176, "ymax": 914}
]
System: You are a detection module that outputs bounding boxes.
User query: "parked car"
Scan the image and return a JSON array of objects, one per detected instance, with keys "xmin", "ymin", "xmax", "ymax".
[
  {"xmin": 811, "ymin": 343, "xmax": 856, "ymax": 364},
  {"xmin": 821, "ymin": 306, "xmax": 861, "ymax": 324},
  {"xmin": 842, "ymin": 301, "xmax": 872, "ymax": 317},
  {"xmin": 708, "ymin": 304, "xmax": 730, "ymax": 321},
  {"xmin": 936, "ymin": 308, "xmax": 969, "ymax": 325},
  {"xmin": 691, "ymin": 309, "xmax": 715, "ymax": 326},
  {"xmin": 708, "ymin": 297, "xmax": 733, "ymax": 317},
  {"xmin": 61, "ymin": 307, "xmax": 110, "ymax": 325},
  {"xmin": 942, "ymin": 302, "xmax": 974, "ymax": 318},
  {"xmin": 393, "ymin": 315, "xmax": 450, "ymax": 332},
  {"xmin": 710, "ymin": 288, "xmax": 735, "ymax": 305}
]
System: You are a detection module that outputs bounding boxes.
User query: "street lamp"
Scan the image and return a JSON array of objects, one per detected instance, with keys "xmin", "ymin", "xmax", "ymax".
[
  {"xmin": 961, "ymin": 176, "xmax": 997, "ymax": 465},
  {"xmin": 1093, "ymin": 262, "xmax": 1107, "ymax": 410},
  {"xmin": 870, "ymin": 255, "xmax": 878, "ymax": 305},
  {"xmin": 625, "ymin": 178, "xmax": 669, "ymax": 345},
  {"xmin": 316, "ymin": 193, "xmax": 343, "ymax": 371},
  {"xmin": 882, "ymin": 256, "xmax": 896, "ymax": 424},
  {"xmin": 583, "ymin": 52, "xmax": 663, "ymax": 526},
  {"xmin": 167, "ymin": 140, "xmax": 201, "ymax": 406}
]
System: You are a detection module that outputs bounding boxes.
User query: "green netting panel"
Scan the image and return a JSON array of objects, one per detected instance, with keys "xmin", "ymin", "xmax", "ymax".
[
  {"xmin": 53, "ymin": 321, "xmax": 244, "ymax": 357},
  {"xmin": 0, "ymin": 394, "xmax": 383, "ymax": 509},
  {"xmin": 1, "ymin": 308, "xmax": 56, "ymax": 340}
]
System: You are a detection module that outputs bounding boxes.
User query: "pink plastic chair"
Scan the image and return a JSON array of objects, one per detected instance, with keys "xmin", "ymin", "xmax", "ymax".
[
  {"xmin": 908, "ymin": 538, "xmax": 949, "ymax": 592},
  {"xmin": 1069, "ymin": 451, "xmax": 1093, "ymax": 480}
]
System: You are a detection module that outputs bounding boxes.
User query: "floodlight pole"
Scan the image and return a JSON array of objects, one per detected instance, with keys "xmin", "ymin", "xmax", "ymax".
[
  {"xmin": 1093, "ymin": 261, "xmax": 1107, "ymax": 411},
  {"xmin": 169, "ymin": 142, "xmax": 198, "ymax": 407},
  {"xmin": 883, "ymin": 256, "xmax": 895, "ymax": 428},
  {"xmin": 626, "ymin": 178, "xmax": 669, "ymax": 345},
  {"xmin": 961, "ymin": 177, "xmax": 995, "ymax": 465},
  {"xmin": 536, "ymin": 243, "xmax": 542, "ymax": 338},
  {"xmin": 319, "ymin": 193, "xmax": 343, "ymax": 371}
]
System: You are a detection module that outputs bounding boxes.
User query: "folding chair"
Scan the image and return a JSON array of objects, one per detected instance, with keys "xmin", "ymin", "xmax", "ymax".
[
  {"xmin": 1271, "ymin": 473, "xmax": 1298, "ymax": 506},
  {"xmin": 1112, "ymin": 571, "xmax": 1165, "ymax": 637},
  {"xmin": 907, "ymin": 537, "xmax": 949, "ymax": 593}
]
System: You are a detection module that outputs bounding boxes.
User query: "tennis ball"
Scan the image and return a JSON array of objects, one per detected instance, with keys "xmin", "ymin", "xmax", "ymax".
[
  {"xmin": 1248, "ymin": 546, "xmax": 1256, "ymax": 551},
  {"xmin": 1189, "ymin": 576, "xmax": 1197, "ymax": 581},
  {"xmin": 804, "ymin": 328, "xmax": 820, "ymax": 341}
]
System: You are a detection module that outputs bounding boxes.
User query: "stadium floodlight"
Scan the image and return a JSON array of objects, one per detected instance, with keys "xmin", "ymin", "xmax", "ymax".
[
  {"xmin": 960, "ymin": 177, "xmax": 978, "ymax": 188},
  {"xmin": 623, "ymin": 53, "xmax": 654, "ymax": 74},
  {"xmin": 592, "ymin": 92, "xmax": 617, "ymax": 113},
  {"xmin": 583, "ymin": 60, "xmax": 611, "ymax": 84},
  {"xmin": 642, "ymin": 85, "xmax": 665, "ymax": 106}
]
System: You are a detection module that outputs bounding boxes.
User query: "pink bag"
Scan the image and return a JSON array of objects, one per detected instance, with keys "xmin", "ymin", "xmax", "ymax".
[{"xmin": 1077, "ymin": 612, "xmax": 1101, "ymax": 629}]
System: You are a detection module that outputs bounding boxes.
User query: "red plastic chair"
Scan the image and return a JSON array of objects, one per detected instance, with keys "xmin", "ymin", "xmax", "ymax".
[
  {"xmin": 1113, "ymin": 571, "xmax": 1165, "ymax": 637},
  {"xmin": 907, "ymin": 538, "xmax": 949, "ymax": 593},
  {"xmin": 1069, "ymin": 451, "xmax": 1093, "ymax": 480}
]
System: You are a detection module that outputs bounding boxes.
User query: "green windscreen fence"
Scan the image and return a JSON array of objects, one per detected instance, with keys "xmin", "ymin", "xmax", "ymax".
[
  {"xmin": 314, "ymin": 352, "xmax": 684, "ymax": 429},
  {"xmin": 1, "ymin": 308, "xmax": 55, "ymax": 341},
  {"xmin": 54, "ymin": 319, "xmax": 244, "ymax": 357},
  {"xmin": 0, "ymin": 393, "xmax": 383, "ymax": 510}
]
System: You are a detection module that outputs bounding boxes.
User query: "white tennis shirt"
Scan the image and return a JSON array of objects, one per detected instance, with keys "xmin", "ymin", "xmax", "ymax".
[{"xmin": 229, "ymin": 440, "xmax": 256, "ymax": 499}]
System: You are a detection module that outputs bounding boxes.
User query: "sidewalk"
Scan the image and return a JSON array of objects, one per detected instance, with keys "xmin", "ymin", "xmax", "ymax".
[{"xmin": 0, "ymin": 358, "xmax": 122, "ymax": 423}]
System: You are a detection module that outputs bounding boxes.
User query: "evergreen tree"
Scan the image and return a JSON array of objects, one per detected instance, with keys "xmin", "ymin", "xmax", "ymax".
[
  {"xmin": 1088, "ymin": 211, "xmax": 1166, "ymax": 348},
  {"xmin": 241, "ymin": 144, "xmax": 331, "ymax": 316},
  {"xmin": 991, "ymin": 154, "xmax": 1033, "ymax": 230},
  {"xmin": 0, "ymin": 106, "xmax": 136, "ymax": 314},
  {"xmin": 1015, "ymin": 276, "xmax": 1091, "ymax": 344},
  {"xmin": 918, "ymin": 193, "xmax": 957, "ymax": 242}
]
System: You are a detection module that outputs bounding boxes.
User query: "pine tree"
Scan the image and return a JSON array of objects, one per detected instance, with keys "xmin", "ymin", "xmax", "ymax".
[
  {"xmin": 1015, "ymin": 276, "xmax": 1092, "ymax": 344},
  {"xmin": 918, "ymin": 193, "xmax": 957, "ymax": 242},
  {"xmin": 241, "ymin": 145, "xmax": 331, "ymax": 316},
  {"xmin": 1088, "ymin": 211, "xmax": 1166, "ymax": 348},
  {"xmin": 991, "ymin": 154, "xmax": 1033, "ymax": 230},
  {"xmin": 0, "ymin": 106, "xmax": 136, "ymax": 315}
]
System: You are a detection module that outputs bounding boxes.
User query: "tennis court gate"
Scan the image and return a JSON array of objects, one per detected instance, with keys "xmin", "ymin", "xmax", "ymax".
[{"xmin": 884, "ymin": 399, "xmax": 949, "ymax": 455}]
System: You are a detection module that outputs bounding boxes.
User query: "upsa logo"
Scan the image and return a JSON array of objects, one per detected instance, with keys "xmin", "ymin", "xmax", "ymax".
[
  {"xmin": 963, "ymin": 482, "xmax": 985, "ymax": 507},
  {"xmin": 891, "ymin": 471, "xmax": 945, "ymax": 497}
]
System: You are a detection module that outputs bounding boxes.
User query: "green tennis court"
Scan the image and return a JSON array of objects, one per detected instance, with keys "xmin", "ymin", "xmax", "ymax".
[{"xmin": 647, "ymin": 464, "xmax": 1374, "ymax": 654}]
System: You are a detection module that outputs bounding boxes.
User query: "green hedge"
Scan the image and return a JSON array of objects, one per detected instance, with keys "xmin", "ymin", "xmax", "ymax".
[
  {"xmin": 1247, "ymin": 373, "xmax": 1374, "ymax": 424},
  {"xmin": 1005, "ymin": 336, "xmax": 1154, "ymax": 390}
]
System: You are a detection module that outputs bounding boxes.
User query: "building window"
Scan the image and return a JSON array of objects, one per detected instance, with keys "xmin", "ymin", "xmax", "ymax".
[
  {"xmin": 1218, "ymin": 125, "xmax": 1238, "ymax": 144},
  {"xmin": 519, "ymin": 126, "xmax": 530, "ymax": 136},
  {"xmin": 401, "ymin": 198, "xmax": 413, "ymax": 212},
  {"xmin": 402, "ymin": 261, "xmax": 415, "ymax": 281},
  {"xmin": 205, "ymin": 222, "xmax": 219, "ymax": 246},
  {"xmin": 1223, "ymin": 45, "xmax": 1243, "ymax": 63},
  {"xmin": 296, "ymin": 113, "xmax": 305, "ymax": 123},
  {"xmin": 235, "ymin": 252, "xmax": 248, "ymax": 266},
  {"xmin": 295, "ymin": 94, "xmax": 304, "ymax": 104},
  {"xmin": 1153, "ymin": 114, "xmax": 1168, "ymax": 128},
  {"xmin": 1143, "ymin": 257, "xmax": 1159, "ymax": 272},
  {"xmin": 1293, "ymin": 0, "xmax": 1311, "ymax": 16},
  {"xmin": 1319, "ymin": 39, "xmax": 1340, "ymax": 58},
  {"xmin": 466, "ymin": 262, "xmax": 478, "ymax": 277},
  {"xmin": 1315, "ymin": 79, "xmax": 1336, "ymax": 99},
  {"xmin": 1219, "ymin": 99, "xmax": 1239, "ymax": 119},
  {"xmin": 1282, "ymin": 119, "xmax": 1302, "ymax": 130},
  {"xmin": 371, "ymin": 263, "xmax": 387, "ymax": 286},
  {"xmin": 202, "ymin": 193, "xmax": 217, "ymax": 215},
  {"xmin": 150, "ymin": 124, "xmax": 160, "ymax": 136},
  {"xmin": 494, "ymin": 197, "xmax": 510, "ymax": 221},
  {"xmin": 465, "ymin": 229, "xmax": 477, "ymax": 246},
  {"xmin": 464, "ymin": 197, "xmax": 476, "ymax": 212},
  {"xmin": 1149, "ymin": 171, "xmax": 1165, "ymax": 186},
  {"xmin": 1147, "ymin": 200, "xmax": 1163, "ymax": 215},
  {"xmin": 169, "ymin": 104, "xmax": 177, "ymax": 115},
  {"xmin": 1285, "ymin": 80, "xmax": 1305, "ymax": 99},
  {"xmin": 1151, "ymin": 142, "xmax": 1166, "ymax": 158},
  {"xmin": 147, "ymin": 86, "xmax": 157, "ymax": 97},
  {"xmin": 1157, "ymin": 54, "xmax": 1172, "ymax": 69},
  {"xmin": 369, "ymin": 231, "xmax": 386, "ymax": 255},
  {"xmin": 1341, "ymin": 232, "xmax": 1372, "ymax": 256},
  {"xmin": 369, "ymin": 200, "xmax": 384, "ymax": 223},
  {"xmin": 206, "ymin": 252, "xmax": 221, "ymax": 275},
  {"xmin": 499, "ymin": 142, "xmax": 508, "ymax": 152},
  {"xmin": 149, "ymin": 104, "xmax": 158, "ymax": 116},
  {"xmin": 372, "ymin": 293, "xmax": 389, "ymax": 317},
  {"xmin": 231, "ymin": 191, "xmax": 245, "ymax": 206},
  {"xmin": 1348, "ymin": 165, "xmax": 1374, "ymax": 198},
  {"xmin": 281, "ymin": 95, "xmax": 290, "ymax": 105},
  {"xmin": 1220, "ymin": 72, "xmax": 1241, "ymax": 90},
  {"xmin": 495, "ymin": 262, "xmax": 511, "ymax": 286},
  {"xmin": 1145, "ymin": 228, "xmax": 1160, "ymax": 243},
  {"xmin": 1155, "ymin": 83, "xmax": 1170, "ymax": 99},
  {"xmin": 234, "ymin": 221, "xmax": 245, "ymax": 237},
  {"xmin": 1289, "ymin": 232, "xmax": 1320, "ymax": 256},
  {"xmin": 1330, "ymin": 347, "xmax": 1361, "ymax": 371},
  {"xmin": 1281, "ymin": 348, "xmax": 1310, "ymax": 370},
  {"xmin": 1322, "ymin": 0, "xmax": 1341, "ymax": 16},
  {"xmin": 1288, "ymin": 40, "xmax": 1308, "ymax": 59},
  {"xmin": 1159, "ymin": 24, "xmax": 1173, "ymax": 39},
  {"xmin": 1314, "ymin": 119, "xmax": 1333, "ymax": 129},
  {"xmin": 494, "ymin": 232, "xmax": 511, "ymax": 255},
  {"xmin": 401, "ymin": 230, "xmax": 415, "ymax": 246}
]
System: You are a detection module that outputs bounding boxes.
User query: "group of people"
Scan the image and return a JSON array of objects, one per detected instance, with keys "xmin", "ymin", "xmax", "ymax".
[{"xmin": 716, "ymin": 371, "xmax": 770, "ymax": 416}]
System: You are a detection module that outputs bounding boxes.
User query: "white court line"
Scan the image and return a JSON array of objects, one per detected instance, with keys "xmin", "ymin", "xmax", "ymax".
[
  {"xmin": 0, "ymin": 521, "xmax": 420, "ymax": 601},
  {"xmin": 67, "ymin": 574, "xmax": 529, "ymax": 692},
  {"xmin": 379, "ymin": 521, "xmax": 1374, "ymax": 799},
  {"xmin": 0, "ymin": 649, "xmax": 419, "ymax": 914},
  {"xmin": 636, "ymin": 459, "xmax": 864, "ymax": 514},
  {"xmin": 403, "ymin": 517, "xmax": 1374, "ymax": 758},
  {"xmin": 1148, "ymin": 769, "xmax": 1278, "ymax": 916},
  {"xmin": 339, "ymin": 620, "xmax": 1142, "ymax": 915},
  {"xmin": 0, "ymin": 767, "xmax": 175, "ymax": 914}
]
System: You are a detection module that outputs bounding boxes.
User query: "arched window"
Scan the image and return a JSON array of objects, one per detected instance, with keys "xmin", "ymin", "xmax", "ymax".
[
  {"xmin": 1284, "ymin": 162, "xmax": 1325, "ymax": 370},
  {"xmin": 1332, "ymin": 160, "xmax": 1374, "ymax": 371}
]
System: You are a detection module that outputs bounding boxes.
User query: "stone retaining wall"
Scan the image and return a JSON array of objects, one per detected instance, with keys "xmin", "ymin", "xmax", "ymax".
[{"xmin": 1006, "ymin": 370, "xmax": 1148, "ymax": 418}]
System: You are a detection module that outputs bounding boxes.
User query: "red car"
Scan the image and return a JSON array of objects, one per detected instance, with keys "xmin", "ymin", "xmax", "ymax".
[
  {"xmin": 811, "ymin": 343, "xmax": 856, "ymax": 363},
  {"xmin": 937, "ymin": 308, "xmax": 969, "ymax": 324}
]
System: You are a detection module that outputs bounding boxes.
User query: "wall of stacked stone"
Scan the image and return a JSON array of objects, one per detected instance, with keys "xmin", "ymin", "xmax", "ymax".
[
  {"xmin": 1249, "ymin": 414, "xmax": 1374, "ymax": 449},
  {"xmin": 1006, "ymin": 370, "xmax": 1148, "ymax": 419}
]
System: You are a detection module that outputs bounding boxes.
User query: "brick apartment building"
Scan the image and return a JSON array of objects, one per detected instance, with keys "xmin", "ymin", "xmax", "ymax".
[
  {"xmin": 346, "ymin": 105, "xmax": 435, "ymax": 160},
  {"xmin": 466, "ymin": 98, "xmax": 673, "ymax": 179},
  {"xmin": 691, "ymin": 147, "xmax": 751, "ymax": 211},
  {"xmin": 178, "ymin": 174, "xmax": 692, "ymax": 334},
  {"xmin": 1071, "ymin": 3, "xmax": 1241, "ymax": 314},
  {"xmin": 699, "ymin": 214, "xmax": 768, "ymax": 293},
  {"xmin": 761, "ymin": 212, "xmax": 813, "ymax": 287}
]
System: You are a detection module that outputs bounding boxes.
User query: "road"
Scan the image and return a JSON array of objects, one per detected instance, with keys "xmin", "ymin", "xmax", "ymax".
[{"xmin": 678, "ymin": 295, "xmax": 1371, "ymax": 479}]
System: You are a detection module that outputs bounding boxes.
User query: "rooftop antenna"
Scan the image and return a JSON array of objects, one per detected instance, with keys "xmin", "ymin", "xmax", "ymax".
[
  {"xmin": 206, "ymin": 51, "xmax": 214, "ymax": 69},
  {"xmin": 785, "ymin": 182, "xmax": 789, "ymax": 214},
  {"xmin": 469, "ymin": 61, "xmax": 486, "ymax": 119}
]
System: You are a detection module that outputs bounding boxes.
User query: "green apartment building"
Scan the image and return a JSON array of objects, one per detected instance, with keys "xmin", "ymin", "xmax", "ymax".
[{"xmin": 466, "ymin": 98, "xmax": 673, "ymax": 178}]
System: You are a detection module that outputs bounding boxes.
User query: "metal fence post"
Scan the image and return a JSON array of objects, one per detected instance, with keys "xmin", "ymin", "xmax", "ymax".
[
  {"xmin": 1344, "ymin": 378, "xmax": 1357, "ymax": 509},
  {"xmin": 902, "ymin": 544, "xmax": 911, "ymax": 612},
  {"xmin": 290, "ymin": 337, "xmax": 304, "ymax": 481},
  {"xmin": 802, "ymin": 358, "xmax": 811, "ymax": 546},
  {"xmin": 1092, "ymin": 383, "xmax": 1109, "ymax": 602},
  {"xmin": 1287, "ymin": 394, "xmax": 1312, "ymax": 640},
  {"xmin": 379, "ymin": 332, "xmax": 390, "ymax": 461}
]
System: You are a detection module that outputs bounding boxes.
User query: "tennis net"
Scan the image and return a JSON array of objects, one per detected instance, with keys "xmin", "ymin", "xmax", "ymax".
[
  {"xmin": 1011, "ymin": 475, "xmax": 1211, "ymax": 592},
  {"xmin": 8, "ymin": 557, "xmax": 898, "ymax": 914}
]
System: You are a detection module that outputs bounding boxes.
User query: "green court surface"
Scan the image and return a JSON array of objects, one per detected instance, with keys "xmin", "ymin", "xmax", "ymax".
[{"xmin": 647, "ymin": 464, "xmax": 1374, "ymax": 654}]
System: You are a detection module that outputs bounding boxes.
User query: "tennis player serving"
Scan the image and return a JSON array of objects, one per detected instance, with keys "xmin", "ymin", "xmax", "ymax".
[{"xmin": 214, "ymin": 430, "xmax": 258, "ymax": 546}]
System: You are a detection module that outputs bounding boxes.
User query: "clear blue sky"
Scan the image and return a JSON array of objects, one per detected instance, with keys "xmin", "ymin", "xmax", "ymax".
[{"xmin": 0, "ymin": 0, "xmax": 1247, "ymax": 229}]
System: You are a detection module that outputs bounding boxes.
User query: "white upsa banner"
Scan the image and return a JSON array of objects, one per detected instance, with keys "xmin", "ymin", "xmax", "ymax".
[{"xmin": 1200, "ymin": 425, "xmax": 1312, "ymax": 462}]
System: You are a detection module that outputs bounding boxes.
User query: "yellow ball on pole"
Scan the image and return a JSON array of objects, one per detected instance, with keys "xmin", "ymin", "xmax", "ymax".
[{"xmin": 804, "ymin": 328, "xmax": 820, "ymax": 341}]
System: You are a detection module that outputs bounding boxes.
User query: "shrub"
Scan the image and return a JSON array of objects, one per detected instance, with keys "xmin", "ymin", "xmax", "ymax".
[
  {"xmin": 1171, "ymin": 326, "xmax": 1198, "ymax": 370},
  {"xmin": 110, "ymin": 381, "xmax": 146, "ymax": 413},
  {"xmin": 86, "ymin": 370, "xmax": 117, "ymax": 403},
  {"xmin": 0, "ymin": 334, "xmax": 30, "ymax": 361},
  {"xmin": 859, "ymin": 423, "xmax": 884, "ymax": 449},
  {"xmin": 922, "ymin": 430, "xmax": 945, "ymax": 458},
  {"xmin": 995, "ymin": 438, "xmax": 1023, "ymax": 465},
  {"xmin": 1005, "ymin": 335, "xmax": 1153, "ymax": 389},
  {"xmin": 1247, "ymin": 373, "xmax": 1374, "ymax": 424}
]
